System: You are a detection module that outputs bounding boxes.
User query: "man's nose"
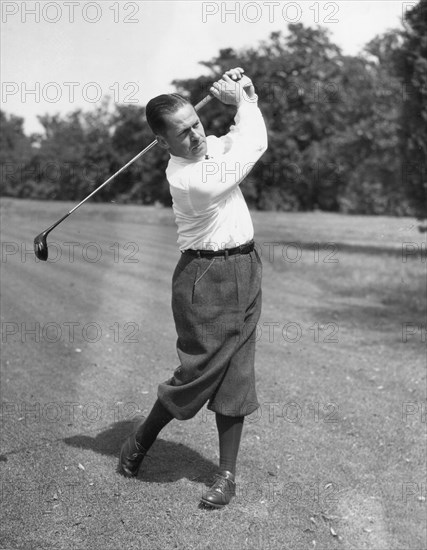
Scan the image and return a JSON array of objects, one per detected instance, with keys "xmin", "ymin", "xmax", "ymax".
[{"xmin": 190, "ymin": 128, "xmax": 201, "ymax": 141}]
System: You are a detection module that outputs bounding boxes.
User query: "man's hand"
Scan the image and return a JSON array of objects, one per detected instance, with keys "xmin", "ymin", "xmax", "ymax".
[{"xmin": 210, "ymin": 67, "xmax": 256, "ymax": 106}]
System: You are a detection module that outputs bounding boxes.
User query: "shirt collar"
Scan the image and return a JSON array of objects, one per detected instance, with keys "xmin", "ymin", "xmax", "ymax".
[
  {"xmin": 169, "ymin": 153, "xmax": 195, "ymax": 166},
  {"xmin": 169, "ymin": 152, "xmax": 211, "ymax": 165}
]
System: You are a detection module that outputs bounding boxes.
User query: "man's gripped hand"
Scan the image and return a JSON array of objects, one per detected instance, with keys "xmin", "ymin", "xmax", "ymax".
[{"xmin": 210, "ymin": 67, "xmax": 256, "ymax": 106}]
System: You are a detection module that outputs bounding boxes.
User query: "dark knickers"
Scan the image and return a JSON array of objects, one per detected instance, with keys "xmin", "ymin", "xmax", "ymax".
[{"xmin": 157, "ymin": 247, "xmax": 262, "ymax": 420}]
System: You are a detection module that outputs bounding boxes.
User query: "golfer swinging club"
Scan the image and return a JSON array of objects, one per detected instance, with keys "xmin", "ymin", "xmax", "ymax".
[{"xmin": 119, "ymin": 67, "xmax": 268, "ymax": 508}]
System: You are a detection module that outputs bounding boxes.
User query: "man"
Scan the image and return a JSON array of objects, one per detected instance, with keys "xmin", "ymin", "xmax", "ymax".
[{"xmin": 119, "ymin": 67, "xmax": 268, "ymax": 509}]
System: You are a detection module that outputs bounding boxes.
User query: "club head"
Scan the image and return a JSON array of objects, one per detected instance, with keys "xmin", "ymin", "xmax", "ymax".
[{"xmin": 34, "ymin": 233, "xmax": 48, "ymax": 261}]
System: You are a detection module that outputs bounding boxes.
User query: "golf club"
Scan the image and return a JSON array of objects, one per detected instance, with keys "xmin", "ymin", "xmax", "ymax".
[{"xmin": 33, "ymin": 94, "xmax": 213, "ymax": 261}]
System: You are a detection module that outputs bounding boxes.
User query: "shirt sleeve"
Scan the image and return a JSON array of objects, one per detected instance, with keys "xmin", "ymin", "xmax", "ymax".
[{"xmin": 187, "ymin": 97, "xmax": 268, "ymax": 211}]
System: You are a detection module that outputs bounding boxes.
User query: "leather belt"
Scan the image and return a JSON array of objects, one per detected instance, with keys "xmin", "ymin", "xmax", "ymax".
[{"xmin": 183, "ymin": 240, "xmax": 254, "ymax": 258}]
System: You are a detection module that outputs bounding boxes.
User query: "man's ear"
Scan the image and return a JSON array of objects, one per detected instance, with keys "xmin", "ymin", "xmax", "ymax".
[{"xmin": 157, "ymin": 134, "xmax": 170, "ymax": 150}]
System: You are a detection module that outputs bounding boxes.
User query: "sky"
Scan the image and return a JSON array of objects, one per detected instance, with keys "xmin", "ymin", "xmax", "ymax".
[{"xmin": 1, "ymin": 0, "xmax": 415, "ymax": 134}]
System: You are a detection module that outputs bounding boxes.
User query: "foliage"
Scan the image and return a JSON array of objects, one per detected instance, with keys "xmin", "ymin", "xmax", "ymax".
[
  {"xmin": 0, "ymin": 111, "xmax": 33, "ymax": 197},
  {"xmin": 173, "ymin": 24, "xmax": 409, "ymax": 215},
  {"xmin": 394, "ymin": 0, "xmax": 427, "ymax": 224},
  {"xmin": 0, "ymin": 15, "xmax": 424, "ymax": 217}
]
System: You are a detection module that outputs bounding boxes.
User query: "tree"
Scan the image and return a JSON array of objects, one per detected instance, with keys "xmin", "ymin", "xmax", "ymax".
[
  {"xmin": 337, "ymin": 32, "xmax": 409, "ymax": 215},
  {"xmin": 30, "ymin": 100, "xmax": 118, "ymax": 201},
  {"xmin": 396, "ymin": 0, "xmax": 427, "ymax": 225},
  {"xmin": 173, "ymin": 24, "xmax": 409, "ymax": 214},
  {"xmin": 110, "ymin": 104, "xmax": 171, "ymax": 205},
  {"xmin": 0, "ymin": 20, "xmax": 421, "ymax": 217},
  {"xmin": 0, "ymin": 111, "xmax": 34, "ymax": 197}
]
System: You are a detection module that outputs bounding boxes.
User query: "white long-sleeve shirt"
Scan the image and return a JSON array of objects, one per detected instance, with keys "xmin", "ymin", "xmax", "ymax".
[{"xmin": 166, "ymin": 97, "xmax": 268, "ymax": 251}]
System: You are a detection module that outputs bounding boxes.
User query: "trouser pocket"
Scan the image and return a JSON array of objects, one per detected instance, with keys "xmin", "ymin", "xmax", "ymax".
[{"xmin": 192, "ymin": 258, "xmax": 239, "ymax": 307}]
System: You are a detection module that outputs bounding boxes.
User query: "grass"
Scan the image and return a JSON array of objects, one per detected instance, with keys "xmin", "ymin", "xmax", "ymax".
[{"xmin": 1, "ymin": 198, "xmax": 426, "ymax": 550}]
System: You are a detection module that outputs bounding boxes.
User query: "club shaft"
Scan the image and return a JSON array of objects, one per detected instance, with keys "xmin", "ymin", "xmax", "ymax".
[
  {"xmin": 68, "ymin": 139, "xmax": 158, "ymax": 215},
  {"xmin": 43, "ymin": 212, "xmax": 73, "ymax": 235}
]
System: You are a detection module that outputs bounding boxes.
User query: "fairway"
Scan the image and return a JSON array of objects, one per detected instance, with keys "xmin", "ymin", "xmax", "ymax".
[{"xmin": 1, "ymin": 198, "xmax": 425, "ymax": 550}]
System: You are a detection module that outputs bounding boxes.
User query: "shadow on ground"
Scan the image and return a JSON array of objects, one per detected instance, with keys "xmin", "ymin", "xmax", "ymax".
[{"xmin": 63, "ymin": 420, "xmax": 216, "ymax": 484}]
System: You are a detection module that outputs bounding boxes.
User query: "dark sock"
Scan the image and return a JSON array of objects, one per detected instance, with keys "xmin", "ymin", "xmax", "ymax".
[
  {"xmin": 134, "ymin": 399, "xmax": 174, "ymax": 451},
  {"xmin": 215, "ymin": 413, "xmax": 244, "ymax": 476}
]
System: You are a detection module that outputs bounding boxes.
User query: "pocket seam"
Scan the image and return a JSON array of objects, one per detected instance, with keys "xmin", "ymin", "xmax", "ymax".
[{"xmin": 194, "ymin": 258, "xmax": 216, "ymax": 287}]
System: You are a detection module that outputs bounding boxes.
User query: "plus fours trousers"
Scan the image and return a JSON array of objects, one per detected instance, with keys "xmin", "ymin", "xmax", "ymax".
[{"xmin": 157, "ymin": 247, "xmax": 262, "ymax": 420}]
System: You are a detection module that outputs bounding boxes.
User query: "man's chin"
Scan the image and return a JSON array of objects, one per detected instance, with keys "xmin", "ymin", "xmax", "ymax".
[{"xmin": 191, "ymin": 142, "xmax": 207, "ymax": 159}]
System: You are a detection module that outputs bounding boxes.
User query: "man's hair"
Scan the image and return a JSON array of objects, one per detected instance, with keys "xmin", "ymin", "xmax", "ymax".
[{"xmin": 145, "ymin": 93, "xmax": 190, "ymax": 136}]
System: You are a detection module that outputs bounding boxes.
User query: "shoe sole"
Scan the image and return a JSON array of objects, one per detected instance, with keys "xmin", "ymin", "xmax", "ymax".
[
  {"xmin": 200, "ymin": 497, "xmax": 232, "ymax": 509},
  {"xmin": 119, "ymin": 464, "xmax": 137, "ymax": 478}
]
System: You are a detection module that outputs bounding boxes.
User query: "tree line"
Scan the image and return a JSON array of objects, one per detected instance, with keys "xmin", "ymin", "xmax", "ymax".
[{"xmin": 1, "ymin": 2, "xmax": 425, "ymax": 221}]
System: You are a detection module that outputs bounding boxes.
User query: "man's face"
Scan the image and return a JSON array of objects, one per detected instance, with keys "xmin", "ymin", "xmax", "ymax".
[{"xmin": 158, "ymin": 103, "xmax": 207, "ymax": 161}]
